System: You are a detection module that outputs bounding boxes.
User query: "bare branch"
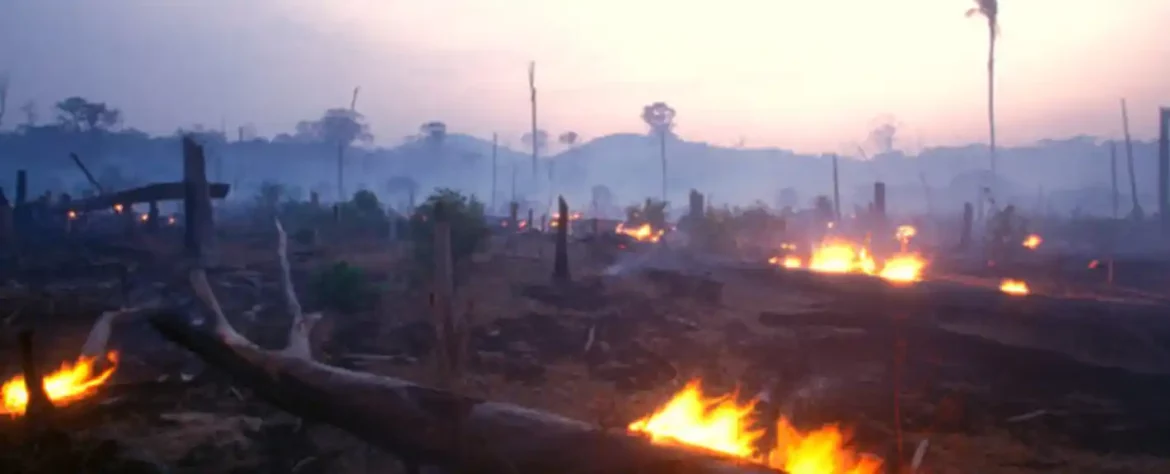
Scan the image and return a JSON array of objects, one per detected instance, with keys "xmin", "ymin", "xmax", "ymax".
[
  {"xmin": 275, "ymin": 218, "xmax": 319, "ymax": 359},
  {"xmin": 80, "ymin": 303, "xmax": 159, "ymax": 358},
  {"xmin": 189, "ymin": 268, "xmax": 254, "ymax": 349}
]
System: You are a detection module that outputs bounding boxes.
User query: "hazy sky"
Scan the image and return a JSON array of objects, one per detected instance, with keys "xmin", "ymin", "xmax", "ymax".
[{"xmin": 2, "ymin": 0, "xmax": 1167, "ymax": 154}]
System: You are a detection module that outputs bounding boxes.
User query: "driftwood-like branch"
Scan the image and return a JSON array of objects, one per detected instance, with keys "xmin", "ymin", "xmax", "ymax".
[{"xmin": 151, "ymin": 222, "xmax": 785, "ymax": 474}]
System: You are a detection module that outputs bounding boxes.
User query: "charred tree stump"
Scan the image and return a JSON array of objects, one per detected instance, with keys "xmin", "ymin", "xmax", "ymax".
[
  {"xmin": 1159, "ymin": 107, "xmax": 1169, "ymax": 234},
  {"xmin": 431, "ymin": 202, "xmax": 461, "ymax": 388},
  {"xmin": 526, "ymin": 208, "xmax": 534, "ymax": 230},
  {"xmin": 15, "ymin": 169, "xmax": 27, "ymax": 207},
  {"xmin": 18, "ymin": 330, "xmax": 56, "ymax": 429},
  {"xmin": 122, "ymin": 203, "xmax": 137, "ymax": 238},
  {"xmin": 182, "ymin": 136, "xmax": 215, "ymax": 263},
  {"xmin": 553, "ymin": 196, "xmax": 570, "ymax": 283},
  {"xmin": 309, "ymin": 191, "xmax": 320, "ymax": 207},
  {"xmin": 508, "ymin": 201, "xmax": 519, "ymax": 231},
  {"xmin": 0, "ymin": 188, "xmax": 12, "ymax": 252},
  {"xmin": 146, "ymin": 201, "xmax": 160, "ymax": 232},
  {"xmin": 872, "ymin": 181, "xmax": 886, "ymax": 232}
]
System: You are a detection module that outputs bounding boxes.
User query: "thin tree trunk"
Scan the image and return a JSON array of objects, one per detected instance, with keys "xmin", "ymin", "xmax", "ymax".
[
  {"xmin": 987, "ymin": 24, "xmax": 998, "ymax": 180},
  {"xmin": 337, "ymin": 143, "xmax": 345, "ymax": 202},
  {"xmin": 1121, "ymin": 99, "xmax": 1142, "ymax": 218},
  {"xmin": 1110, "ymin": 141, "xmax": 1119, "ymax": 219},
  {"xmin": 491, "ymin": 133, "xmax": 498, "ymax": 213},
  {"xmin": 660, "ymin": 131, "xmax": 667, "ymax": 201}
]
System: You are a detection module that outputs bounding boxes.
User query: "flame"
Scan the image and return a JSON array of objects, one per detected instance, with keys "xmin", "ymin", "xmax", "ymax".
[
  {"xmin": 894, "ymin": 225, "xmax": 916, "ymax": 252},
  {"xmin": 113, "ymin": 203, "xmax": 124, "ymax": 214},
  {"xmin": 167, "ymin": 216, "xmax": 177, "ymax": 225},
  {"xmin": 67, "ymin": 210, "xmax": 78, "ymax": 220},
  {"xmin": 999, "ymin": 279, "xmax": 1029, "ymax": 295},
  {"xmin": 1088, "ymin": 259, "xmax": 1099, "ymax": 269},
  {"xmin": 769, "ymin": 256, "xmax": 803, "ymax": 269},
  {"xmin": 771, "ymin": 236, "xmax": 927, "ymax": 283},
  {"xmin": 139, "ymin": 213, "xmax": 150, "ymax": 222},
  {"xmin": 878, "ymin": 254, "xmax": 927, "ymax": 284},
  {"xmin": 629, "ymin": 380, "xmax": 881, "ymax": 474},
  {"xmin": 1, "ymin": 352, "xmax": 119, "ymax": 417},
  {"xmin": 1022, "ymin": 234, "xmax": 1042, "ymax": 249},
  {"xmin": 616, "ymin": 223, "xmax": 664, "ymax": 243}
]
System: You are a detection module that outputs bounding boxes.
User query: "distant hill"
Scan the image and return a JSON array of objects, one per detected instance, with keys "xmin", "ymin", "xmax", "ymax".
[{"xmin": 0, "ymin": 126, "xmax": 1159, "ymax": 217}]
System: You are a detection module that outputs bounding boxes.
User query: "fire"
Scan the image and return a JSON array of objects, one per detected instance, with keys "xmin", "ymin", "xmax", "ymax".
[
  {"xmin": 771, "ymin": 237, "xmax": 927, "ymax": 283},
  {"xmin": 139, "ymin": 213, "xmax": 150, "ymax": 222},
  {"xmin": 1, "ymin": 352, "xmax": 119, "ymax": 416},
  {"xmin": 67, "ymin": 210, "xmax": 78, "ymax": 220},
  {"xmin": 113, "ymin": 203, "xmax": 124, "ymax": 214},
  {"xmin": 878, "ymin": 254, "xmax": 927, "ymax": 284},
  {"xmin": 769, "ymin": 256, "xmax": 803, "ymax": 269},
  {"xmin": 629, "ymin": 380, "xmax": 881, "ymax": 474},
  {"xmin": 999, "ymin": 279, "xmax": 1029, "ymax": 295},
  {"xmin": 1022, "ymin": 234, "xmax": 1042, "ymax": 249},
  {"xmin": 167, "ymin": 216, "xmax": 177, "ymax": 225},
  {"xmin": 616, "ymin": 222, "xmax": 664, "ymax": 243},
  {"xmin": 549, "ymin": 212, "xmax": 582, "ymax": 228}
]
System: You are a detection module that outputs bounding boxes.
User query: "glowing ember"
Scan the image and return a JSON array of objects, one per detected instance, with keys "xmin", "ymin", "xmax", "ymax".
[
  {"xmin": 139, "ymin": 213, "xmax": 150, "ymax": 222},
  {"xmin": 1022, "ymin": 234, "xmax": 1042, "ymax": 249},
  {"xmin": 1088, "ymin": 259, "xmax": 1099, "ymax": 269},
  {"xmin": 768, "ymin": 256, "xmax": 803, "ymax": 269},
  {"xmin": 1, "ymin": 352, "xmax": 119, "ymax": 416},
  {"xmin": 774, "ymin": 236, "xmax": 927, "ymax": 284},
  {"xmin": 999, "ymin": 279, "xmax": 1029, "ymax": 295},
  {"xmin": 616, "ymin": 223, "xmax": 664, "ymax": 243},
  {"xmin": 67, "ymin": 210, "xmax": 78, "ymax": 220},
  {"xmin": 629, "ymin": 380, "xmax": 882, "ymax": 474},
  {"xmin": 113, "ymin": 203, "xmax": 124, "ymax": 214},
  {"xmin": 167, "ymin": 216, "xmax": 177, "ymax": 225},
  {"xmin": 878, "ymin": 254, "xmax": 927, "ymax": 284}
]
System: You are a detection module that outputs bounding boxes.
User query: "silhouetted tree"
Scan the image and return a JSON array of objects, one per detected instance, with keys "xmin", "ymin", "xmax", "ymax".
[
  {"xmin": 55, "ymin": 96, "xmax": 122, "ymax": 132},
  {"xmin": 420, "ymin": 121, "xmax": 447, "ymax": 146},
  {"xmin": 18, "ymin": 100, "xmax": 36, "ymax": 128},
  {"xmin": 558, "ymin": 131, "xmax": 579, "ymax": 148},
  {"xmin": 385, "ymin": 175, "xmax": 420, "ymax": 210},
  {"xmin": 295, "ymin": 108, "xmax": 373, "ymax": 200},
  {"xmin": 966, "ymin": 0, "xmax": 1000, "ymax": 178},
  {"xmin": 521, "ymin": 130, "xmax": 549, "ymax": 155},
  {"xmin": 641, "ymin": 102, "xmax": 677, "ymax": 201}
]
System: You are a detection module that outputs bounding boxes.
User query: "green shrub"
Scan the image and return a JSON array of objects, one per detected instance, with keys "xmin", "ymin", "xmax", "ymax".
[
  {"xmin": 409, "ymin": 188, "xmax": 489, "ymax": 287},
  {"xmin": 310, "ymin": 261, "xmax": 373, "ymax": 313}
]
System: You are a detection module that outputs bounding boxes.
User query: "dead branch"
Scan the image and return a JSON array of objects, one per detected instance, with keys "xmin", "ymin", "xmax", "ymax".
[{"xmin": 150, "ymin": 222, "xmax": 786, "ymax": 474}]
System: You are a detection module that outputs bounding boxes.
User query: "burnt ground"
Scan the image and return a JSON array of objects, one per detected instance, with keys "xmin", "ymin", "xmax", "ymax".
[{"xmin": 3, "ymin": 233, "xmax": 1170, "ymax": 473}]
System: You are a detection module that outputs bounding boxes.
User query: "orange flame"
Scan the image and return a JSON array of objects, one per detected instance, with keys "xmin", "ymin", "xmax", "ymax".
[
  {"xmin": 1022, "ymin": 234, "xmax": 1042, "ymax": 249},
  {"xmin": 629, "ymin": 380, "xmax": 882, "ymax": 474},
  {"xmin": 67, "ymin": 210, "xmax": 78, "ymax": 220},
  {"xmin": 1, "ymin": 352, "xmax": 119, "ymax": 416},
  {"xmin": 113, "ymin": 203, "xmax": 124, "ymax": 214},
  {"xmin": 771, "ymin": 237, "xmax": 926, "ymax": 284},
  {"xmin": 999, "ymin": 279, "xmax": 1029, "ymax": 295},
  {"xmin": 139, "ymin": 213, "xmax": 150, "ymax": 222},
  {"xmin": 769, "ymin": 256, "xmax": 803, "ymax": 269},
  {"xmin": 616, "ymin": 223, "xmax": 663, "ymax": 243}
]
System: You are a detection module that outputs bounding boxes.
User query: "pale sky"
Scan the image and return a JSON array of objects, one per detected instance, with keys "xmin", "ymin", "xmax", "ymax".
[{"xmin": 1, "ymin": 0, "xmax": 1167, "ymax": 153}]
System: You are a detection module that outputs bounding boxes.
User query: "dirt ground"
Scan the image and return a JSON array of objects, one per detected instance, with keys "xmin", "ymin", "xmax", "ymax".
[{"xmin": 3, "ymin": 234, "xmax": 1170, "ymax": 473}]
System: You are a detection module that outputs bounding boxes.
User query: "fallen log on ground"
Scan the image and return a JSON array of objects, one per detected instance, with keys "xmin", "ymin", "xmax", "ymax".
[{"xmin": 149, "ymin": 220, "xmax": 785, "ymax": 474}]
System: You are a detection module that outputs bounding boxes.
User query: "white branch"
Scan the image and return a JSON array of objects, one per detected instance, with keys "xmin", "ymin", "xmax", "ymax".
[
  {"xmin": 190, "ymin": 268, "xmax": 254, "ymax": 349},
  {"xmin": 80, "ymin": 303, "xmax": 158, "ymax": 358},
  {"xmin": 275, "ymin": 218, "xmax": 319, "ymax": 359}
]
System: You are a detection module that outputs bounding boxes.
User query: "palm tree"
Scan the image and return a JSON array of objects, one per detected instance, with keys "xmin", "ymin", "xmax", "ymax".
[
  {"xmin": 641, "ymin": 102, "xmax": 677, "ymax": 201},
  {"xmin": 966, "ymin": 0, "xmax": 1000, "ymax": 178}
]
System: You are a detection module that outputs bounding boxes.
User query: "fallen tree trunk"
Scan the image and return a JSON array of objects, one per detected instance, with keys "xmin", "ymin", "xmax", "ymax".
[{"xmin": 149, "ymin": 220, "xmax": 784, "ymax": 474}]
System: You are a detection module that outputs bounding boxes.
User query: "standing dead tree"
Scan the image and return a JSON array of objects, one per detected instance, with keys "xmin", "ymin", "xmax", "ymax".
[
  {"xmin": 1121, "ymin": 99, "xmax": 1142, "ymax": 220},
  {"xmin": 553, "ymin": 196, "xmax": 570, "ymax": 283},
  {"xmin": 148, "ymin": 224, "xmax": 784, "ymax": 474}
]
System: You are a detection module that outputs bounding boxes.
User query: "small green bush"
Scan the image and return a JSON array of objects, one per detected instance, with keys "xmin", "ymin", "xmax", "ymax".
[{"xmin": 310, "ymin": 261, "xmax": 373, "ymax": 314}]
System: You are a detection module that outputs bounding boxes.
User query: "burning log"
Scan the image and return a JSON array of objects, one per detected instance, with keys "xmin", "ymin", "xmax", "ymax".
[
  {"xmin": 148, "ymin": 222, "xmax": 788, "ymax": 474},
  {"xmin": 553, "ymin": 196, "xmax": 570, "ymax": 283}
]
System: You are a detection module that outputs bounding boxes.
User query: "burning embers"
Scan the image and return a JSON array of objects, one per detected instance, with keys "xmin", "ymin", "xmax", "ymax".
[
  {"xmin": 616, "ymin": 222, "xmax": 664, "ymax": 243},
  {"xmin": 1, "ymin": 352, "xmax": 119, "ymax": 417},
  {"xmin": 628, "ymin": 380, "xmax": 882, "ymax": 474},
  {"xmin": 1022, "ymin": 234, "xmax": 1042, "ymax": 250},
  {"xmin": 770, "ymin": 225, "xmax": 927, "ymax": 284},
  {"xmin": 999, "ymin": 279, "xmax": 1029, "ymax": 295}
]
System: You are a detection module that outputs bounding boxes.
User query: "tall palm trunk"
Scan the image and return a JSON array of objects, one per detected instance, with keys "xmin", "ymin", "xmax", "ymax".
[
  {"xmin": 659, "ymin": 131, "xmax": 667, "ymax": 201},
  {"xmin": 986, "ymin": 20, "xmax": 997, "ymax": 180}
]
